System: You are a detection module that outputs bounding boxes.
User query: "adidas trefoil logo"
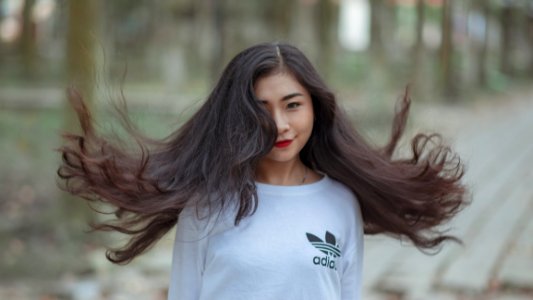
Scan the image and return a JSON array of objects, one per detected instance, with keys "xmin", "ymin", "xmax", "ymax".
[{"xmin": 306, "ymin": 231, "xmax": 341, "ymax": 270}]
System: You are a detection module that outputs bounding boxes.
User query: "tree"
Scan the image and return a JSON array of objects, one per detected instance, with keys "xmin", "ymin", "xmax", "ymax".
[
  {"xmin": 62, "ymin": 0, "xmax": 100, "ymax": 246},
  {"xmin": 473, "ymin": 0, "xmax": 490, "ymax": 87},
  {"xmin": 263, "ymin": 0, "xmax": 295, "ymax": 40},
  {"xmin": 66, "ymin": 0, "xmax": 98, "ymax": 106},
  {"xmin": 499, "ymin": 1, "xmax": 517, "ymax": 76},
  {"xmin": 440, "ymin": 0, "xmax": 458, "ymax": 100},
  {"xmin": 369, "ymin": 0, "xmax": 386, "ymax": 66},
  {"xmin": 411, "ymin": 0, "xmax": 427, "ymax": 96},
  {"xmin": 19, "ymin": 0, "xmax": 37, "ymax": 78},
  {"xmin": 314, "ymin": 0, "xmax": 339, "ymax": 79},
  {"xmin": 210, "ymin": 0, "xmax": 226, "ymax": 83},
  {"xmin": 528, "ymin": 2, "xmax": 533, "ymax": 77}
]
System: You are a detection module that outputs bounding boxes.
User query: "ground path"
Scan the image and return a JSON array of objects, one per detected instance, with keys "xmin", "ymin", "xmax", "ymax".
[{"xmin": 361, "ymin": 88, "xmax": 533, "ymax": 300}]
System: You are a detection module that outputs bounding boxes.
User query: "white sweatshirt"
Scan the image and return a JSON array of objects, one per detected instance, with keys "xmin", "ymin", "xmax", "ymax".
[{"xmin": 167, "ymin": 175, "xmax": 364, "ymax": 300}]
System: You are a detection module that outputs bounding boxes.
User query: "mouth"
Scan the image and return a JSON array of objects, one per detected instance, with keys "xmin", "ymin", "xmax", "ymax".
[{"xmin": 274, "ymin": 140, "xmax": 293, "ymax": 148}]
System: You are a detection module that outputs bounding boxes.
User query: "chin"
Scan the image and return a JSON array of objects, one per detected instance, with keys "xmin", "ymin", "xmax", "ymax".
[{"xmin": 265, "ymin": 153, "xmax": 299, "ymax": 164}]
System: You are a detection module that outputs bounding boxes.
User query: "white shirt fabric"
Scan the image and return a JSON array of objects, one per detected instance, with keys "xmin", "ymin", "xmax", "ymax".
[{"xmin": 167, "ymin": 175, "xmax": 364, "ymax": 300}]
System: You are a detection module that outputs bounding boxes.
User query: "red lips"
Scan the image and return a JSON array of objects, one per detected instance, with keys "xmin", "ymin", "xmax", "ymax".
[{"xmin": 275, "ymin": 140, "xmax": 292, "ymax": 148}]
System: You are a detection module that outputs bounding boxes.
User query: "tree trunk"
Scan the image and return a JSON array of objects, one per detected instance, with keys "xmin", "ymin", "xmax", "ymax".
[
  {"xmin": 314, "ymin": 0, "xmax": 339, "ymax": 79},
  {"xmin": 63, "ymin": 0, "xmax": 99, "ymax": 247},
  {"xmin": 67, "ymin": 0, "xmax": 98, "ymax": 106},
  {"xmin": 369, "ymin": 0, "xmax": 385, "ymax": 65},
  {"xmin": 210, "ymin": 0, "xmax": 226, "ymax": 84},
  {"xmin": 270, "ymin": 0, "xmax": 294, "ymax": 40},
  {"xmin": 475, "ymin": 0, "xmax": 489, "ymax": 87},
  {"xmin": 440, "ymin": 0, "xmax": 458, "ymax": 100},
  {"xmin": 528, "ymin": 4, "xmax": 533, "ymax": 77},
  {"xmin": 414, "ymin": 0, "xmax": 425, "ymax": 58},
  {"xmin": 500, "ymin": 4, "xmax": 514, "ymax": 76},
  {"xmin": 19, "ymin": 0, "xmax": 37, "ymax": 79},
  {"xmin": 411, "ymin": 0, "xmax": 425, "ymax": 86},
  {"xmin": 186, "ymin": 0, "xmax": 202, "ymax": 78}
]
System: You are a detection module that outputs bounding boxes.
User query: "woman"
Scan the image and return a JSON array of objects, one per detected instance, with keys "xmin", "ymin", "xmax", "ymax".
[{"xmin": 57, "ymin": 42, "xmax": 467, "ymax": 300}]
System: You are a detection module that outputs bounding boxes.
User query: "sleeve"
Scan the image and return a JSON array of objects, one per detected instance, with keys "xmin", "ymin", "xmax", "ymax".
[
  {"xmin": 167, "ymin": 207, "xmax": 208, "ymax": 300},
  {"xmin": 340, "ymin": 244, "xmax": 363, "ymax": 300},
  {"xmin": 341, "ymin": 200, "xmax": 364, "ymax": 300}
]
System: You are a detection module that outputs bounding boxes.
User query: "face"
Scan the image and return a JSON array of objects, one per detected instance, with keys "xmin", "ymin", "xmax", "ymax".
[{"xmin": 254, "ymin": 72, "xmax": 315, "ymax": 165}]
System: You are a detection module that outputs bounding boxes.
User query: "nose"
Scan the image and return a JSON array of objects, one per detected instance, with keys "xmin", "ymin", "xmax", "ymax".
[{"xmin": 273, "ymin": 110, "xmax": 290, "ymax": 134}]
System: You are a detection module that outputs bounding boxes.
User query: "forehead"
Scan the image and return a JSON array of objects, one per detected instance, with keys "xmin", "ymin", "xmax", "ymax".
[{"xmin": 254, "ymin": 72, "xmax": 309, "ymax": 100}]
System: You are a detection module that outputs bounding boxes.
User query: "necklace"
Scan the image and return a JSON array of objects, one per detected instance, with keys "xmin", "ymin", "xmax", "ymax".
[{"xmin": 300, "ymin": 166, "xmax": 308, "ymax": 184}]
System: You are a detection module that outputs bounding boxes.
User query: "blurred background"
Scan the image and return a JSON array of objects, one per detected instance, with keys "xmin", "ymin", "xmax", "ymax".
[{"xmin": 1, "ymin": 0, "xmax": 533, "ymax": 299}]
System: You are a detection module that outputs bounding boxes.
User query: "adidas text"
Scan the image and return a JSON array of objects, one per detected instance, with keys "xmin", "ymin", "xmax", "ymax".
[{"xmin": 313, "ymin": 255, "xmax": 337, "ymax": 270}]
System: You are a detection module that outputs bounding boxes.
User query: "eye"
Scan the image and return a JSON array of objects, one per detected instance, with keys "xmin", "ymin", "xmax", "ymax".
[{"xmin": 287, "ymin": 102, "xmax": 301, "ymax": 109}]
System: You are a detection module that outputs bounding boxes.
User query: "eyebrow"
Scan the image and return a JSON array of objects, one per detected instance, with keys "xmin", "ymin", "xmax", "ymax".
[
  {"xmin": 259, "ymin": 92, "xmax": 303, "ymax": 103},
  {"xmin": 281, "ymin": 92, "xmax": 303, "ymax": 101}
]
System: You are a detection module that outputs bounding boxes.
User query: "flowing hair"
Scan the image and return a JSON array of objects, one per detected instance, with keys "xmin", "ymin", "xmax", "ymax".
[{"xmin": 57, "ymin": 42, "xmax": 467, "ymax": 264}]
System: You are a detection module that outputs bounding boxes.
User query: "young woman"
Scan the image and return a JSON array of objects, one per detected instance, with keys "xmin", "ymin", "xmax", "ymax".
[{"xmin": 57, "ymin": 42, "xmax": 467, "ymax": 300}]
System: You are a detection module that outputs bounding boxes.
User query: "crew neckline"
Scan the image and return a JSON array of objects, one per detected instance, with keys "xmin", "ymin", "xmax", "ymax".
[{"xmin": 255, "ymin": 174, "xmax": 331, "ymax": 196}]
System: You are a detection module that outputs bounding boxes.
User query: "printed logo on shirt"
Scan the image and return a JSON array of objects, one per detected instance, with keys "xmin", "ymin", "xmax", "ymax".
[{"xmin": 306, "ymin": 231, "xmax": 341, "ymax": 270}]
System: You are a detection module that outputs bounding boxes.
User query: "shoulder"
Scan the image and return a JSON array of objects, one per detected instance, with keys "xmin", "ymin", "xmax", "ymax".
[
  {"xmin": 324, "ymin": 176, "xmax": 359, "ymax": 204},
  {"xmin": 322, "ymin": 176, "xmax": 363, "ymax": 226}
]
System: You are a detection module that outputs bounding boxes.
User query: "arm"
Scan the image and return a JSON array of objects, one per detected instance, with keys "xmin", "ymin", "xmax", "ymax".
[
  {"xmin": 341, "ymin": 200, "xmax": 364, "ymax": 300},
  {"xmin": 167, "ymin": 208, "xmax": 208, "ymax": 300},
  {"xmin": 340, "ymin": 245, "xmax": 364, "ymax": 300}
]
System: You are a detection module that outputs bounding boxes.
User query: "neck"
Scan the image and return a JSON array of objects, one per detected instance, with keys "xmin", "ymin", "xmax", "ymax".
[{"xmin": 255, "ymin": 158, "xmax": 308, "ymax": 186}]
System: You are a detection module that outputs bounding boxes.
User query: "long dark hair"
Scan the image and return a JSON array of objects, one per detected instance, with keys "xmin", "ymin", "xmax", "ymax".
[{"xmin": 57, "ymin": 42, "xmax": 467, "ymax": 264}]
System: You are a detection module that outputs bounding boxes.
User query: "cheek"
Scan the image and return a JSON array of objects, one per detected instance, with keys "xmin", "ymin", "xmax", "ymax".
[
  {"xmin": 298, "ymin": 112, "xmax": 315, "ymax": 139},
  {"xmin": 304, "ymin": 107, "xmax": 315, "ymax": 132}
]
